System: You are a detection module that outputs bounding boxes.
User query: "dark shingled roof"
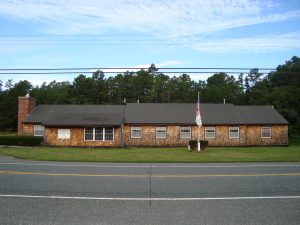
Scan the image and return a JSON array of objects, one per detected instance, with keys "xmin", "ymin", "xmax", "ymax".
[
  {"xmin": 124, "ymin": 103, "xmax": 245, "ymax": 125},
  {"xmin": 236, "ymin": 105, "xmax": 288, "ymax": 125},
  {"xmin": 24, "ymin": 105, "xmax": 125, "ymax": 126},
  {"xmin": 23, "ymin": 103, "xmax": 288, "ymax": 126}
]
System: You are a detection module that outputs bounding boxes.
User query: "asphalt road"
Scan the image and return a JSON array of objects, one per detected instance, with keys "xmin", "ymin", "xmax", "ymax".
[{"xmin": 0, "ymin": 155, "xmax": 300, "ymax": 225}]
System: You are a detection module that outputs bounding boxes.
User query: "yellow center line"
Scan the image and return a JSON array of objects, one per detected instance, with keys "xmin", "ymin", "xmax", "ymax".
[{"xmin": 0, "ymin": 170, "xmax": 300, "ymax": 178}]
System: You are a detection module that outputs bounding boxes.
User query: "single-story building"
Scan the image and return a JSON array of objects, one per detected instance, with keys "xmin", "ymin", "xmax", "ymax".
[{"xmin": 18, "ymin": 94, "xmax": 289, "ymax": 147}]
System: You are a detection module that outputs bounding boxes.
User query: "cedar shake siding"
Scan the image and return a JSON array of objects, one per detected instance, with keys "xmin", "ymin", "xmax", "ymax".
[
  {"xmin": 203, "ymin": 126, "xmax": 246, "ymax": 147},
  {"xmin": 244, "ymin": 125, "xmax": 288, "ymax": 146},
  {"xmin": 22, "ymin": 124, "xmax": 34, "ymax": 136},
  {"xmin": 123, "ymin": 125, "xmax": 200, "ymax": 147},
  {"xmin": 17, "ymin": 96, "xmax": 289, "ymax": 147},
  {"xmin": 43, "ymin": 127, "xmax": 122, "ymax": 147},
  {"xmin": 123, "ymin": 125, "xmax": 288, "ymax": 147}
]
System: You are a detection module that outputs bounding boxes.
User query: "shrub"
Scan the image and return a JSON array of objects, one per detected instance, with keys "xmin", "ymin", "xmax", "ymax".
[
  {"xmin": 189, "ymin": 140, "xmax": 209, "ymax": 151},
  {"xmin": 200, "ymin": 140, "xmax": 209, "ymax": 150},
  {"xmin": 189, "ymin": 140, "xmax": 198, "ymax": 150},
  {"xmin": 0, "ymin": 136, "xmax": 43, "ymax": 146}
]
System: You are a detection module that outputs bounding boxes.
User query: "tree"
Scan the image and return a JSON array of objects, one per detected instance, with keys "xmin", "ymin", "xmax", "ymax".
[
  {"xmin": 246, "ymin": 79, "xmax": 271, "ymax": 105},
  {"xmin": 0, "ymin": 80, "xmax": 32, "ymax": 130},
  {"xmin": 5, "ymin": 79, "xmax": 14, "ymax": 89},
  {"xmin": 71, "ymin": 75, "xmax": 98, "ymax": 104},
  {"xmin": 265, "ymin": 56, "xmax": 300, "ymax": 135},
  {"xmin": 151, "ymin": 73, "xmax": 170, "ymax": 103},
  {"xmin": 147, "ymin": 63, "xmax": 159, "ymax": 75},
  {"xmin": 31, "ymin": 81, "xmax": 72, "ymax": 104},
  {"xmin": 247, "ymin": 68, "xmax": 262, "ymax": 86},
  {"xmin": 133, "ymin": 69, "xmax": 154, "ymax": 102},
  {"xmin": 203, "ymin": 73, "xmax": 243, "ymax": 103},
  {"xmin": 268, "ymin": 56, "xmax": 300, "ymax": 88},
  {"xmin": 92, "ymin": 70, "xmax": 105, "ymax": 81},
  {"xmin": 173, "ymin": 74, "xmax": 195, "ymax": 103}
]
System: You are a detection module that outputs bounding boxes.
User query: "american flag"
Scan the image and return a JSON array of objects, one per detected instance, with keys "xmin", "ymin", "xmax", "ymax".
[{"xmin": 195, "ymin": 101, "xmax": 202, "ymax": 126}]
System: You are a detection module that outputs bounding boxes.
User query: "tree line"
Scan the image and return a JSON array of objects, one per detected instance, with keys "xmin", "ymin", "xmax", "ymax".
[{"xmin": 0, "ymin": 56, "xmax": 299, "ymax": 136}]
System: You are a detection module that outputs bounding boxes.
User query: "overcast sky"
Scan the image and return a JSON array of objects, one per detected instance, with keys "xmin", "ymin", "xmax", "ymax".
[{"xmin": 0, "ymin": 0, "xmax": 299, "ymax": 86}]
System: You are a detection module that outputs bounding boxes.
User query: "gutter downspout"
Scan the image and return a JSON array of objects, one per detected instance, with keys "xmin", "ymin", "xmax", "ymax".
[
  {"xmin": 121, "ymin": 122, "xmax": 124, "ymax": 148},
  {"xmin": 120, "ymin": 105, "xmax": 126, "ymax": 148}
]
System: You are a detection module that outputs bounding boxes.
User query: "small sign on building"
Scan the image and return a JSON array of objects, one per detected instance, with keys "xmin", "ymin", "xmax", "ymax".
[{"xmin": 58, "ymin": 129, "xmax": 70, "ymax": 139}]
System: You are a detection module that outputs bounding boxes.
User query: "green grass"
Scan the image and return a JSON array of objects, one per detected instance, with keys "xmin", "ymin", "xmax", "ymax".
[{"xmin": 0, "ymin": 145, "xmax": 299, "ymax": 163}]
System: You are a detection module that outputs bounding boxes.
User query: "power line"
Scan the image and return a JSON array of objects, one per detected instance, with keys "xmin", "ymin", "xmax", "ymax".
[
  {"xmin": 0, "ymin": 72, "xmax": 274, "ymax": 75},
  {"xmin": 0, "ymin": 67, "xmax": 275, "ymax": 71},
  {"xmin": 1, "ymin": 67, "xmax": 297, "ymax": 76},
  {"xmin": 1, "ymin": 71, "xmax": 297, "ymax": 75},
  {"xmin": 0, "ymin": 67, "xmax": 280, "ymax": 75}
]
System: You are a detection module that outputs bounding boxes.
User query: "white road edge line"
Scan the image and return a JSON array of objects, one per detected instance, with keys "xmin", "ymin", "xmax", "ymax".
[
  {"xmin": 0, "ymin": 162, "xmax": 300, "ymax": 168},
  {"xmin": 0, "ymin": 194, "xmax": 300, "ymax": 201}
]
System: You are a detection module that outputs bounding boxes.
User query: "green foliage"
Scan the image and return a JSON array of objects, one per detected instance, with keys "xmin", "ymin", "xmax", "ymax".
[
  {"xmin": 289, "ymin": 136, "xmax": 300, "ymax": 145},
  {"xmin": 204, "ymin": 73, "xmax": 243, "ymax": 103},
  {"xmin": 0, "ymin": 136, "xmax": 43, "ymax": 146},
  {"xmin": 0, "ymin": 80, "xmax": 32, "ymax": 130},
  {"xmin": 242, "ymin": 56, "xmax": 300, "ymax": 136},
  {"xmin": 189, "ymin": 140, "xmax": 198, "ymax": 150},
  {"xmin": 200, "ymin": 140, "xmax": 209, "ymax": 150}
]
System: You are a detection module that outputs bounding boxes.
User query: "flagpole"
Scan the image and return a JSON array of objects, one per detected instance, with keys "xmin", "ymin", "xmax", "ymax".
[{"xmin": 197, "ymin": 92, "xmax": 201, "ymax": 151}]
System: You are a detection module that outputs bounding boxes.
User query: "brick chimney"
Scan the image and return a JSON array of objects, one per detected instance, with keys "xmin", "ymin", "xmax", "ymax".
[{"xmin": 18, "ymin": 93, "xmax": 36, "ymax": 136}]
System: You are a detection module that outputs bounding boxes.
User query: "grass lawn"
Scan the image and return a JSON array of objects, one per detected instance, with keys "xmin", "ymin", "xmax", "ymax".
[{"xmin": 0, "ymin": 145, "xmax": 299, "ymax": 163}]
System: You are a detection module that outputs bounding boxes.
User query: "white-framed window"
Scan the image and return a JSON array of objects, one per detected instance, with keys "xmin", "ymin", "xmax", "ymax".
[
  {"xmin": 104, "ymin": 127, "xmax": 114, "ymax": 141},
  {"xmin": 84, "ymin": 127, "xmax": 94, "ymax": 141},
  {"xmin": 156, "ymin": 127, "xmax": 167, "ymax": 139},
  {"xmin": 205, "ymin": 127, "xmax": 215, "ymax": 139},
  {"xmin": 131, "ymin": 127, "xmax": 142, "ymax": 138},
  {"xmin": 180, "ymin": 127, "xmax": 191, "ymax": 139},
  {"xmin": 229, "ymin": 127, "xmax": 239, "ymax": 139},
  {"xmin": 84, "ymin": 127, "xmax": 114, "ymax": 141},
  {"xmin": 34, "ymin": 125, "xmax": 44, "ymax": 136},
  {"xmin": 95, "ymin": 127, "xmax": 103, "ymax": 141},
  {"xmin": 58, "ymin": 129, "xmax": 70, "ymax": 139},
  {"xmin": 261, "ymin": 127, "xmax": 271, "ymax": 138}
]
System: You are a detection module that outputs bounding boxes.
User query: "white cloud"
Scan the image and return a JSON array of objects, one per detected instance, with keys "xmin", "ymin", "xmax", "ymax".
[
  {"xmin": 190, "ymin": 32, "xmax": 300, "ymax": 53},
  {"xmin": 0, "ymin": 0, "xmax": 299, "ymax": 36},
  {"xmin": 0, "ymin": 0, "xmax": 299, "ymax": 53}
]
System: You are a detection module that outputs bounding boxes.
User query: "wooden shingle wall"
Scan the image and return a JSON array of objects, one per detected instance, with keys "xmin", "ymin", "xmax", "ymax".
[
  {"xmin": 122, "ymin": 124, "xmax": 288, "ymax": 147},
  {"xmin": 22, "ymin": 124, "xmax": 34, "ymax": 136},
  {"xmin": 244, "ymin": 125, "xmax": 288, "ymax": 146},
  {"xmin": 123, "ymin": 125, "xmax": 198, "ymax": 147},
  {"xmin": 36, "ymin": 124, "xmax": 288, "ymax": 147},
  {"xmin": 44, "ymin": 127, "xmax": 121, "ymax": 147}
]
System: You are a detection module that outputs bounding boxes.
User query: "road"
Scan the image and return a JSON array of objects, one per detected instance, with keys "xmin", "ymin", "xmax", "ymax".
[{"xmin": 0, "ymin": 155, "xmax": 300, "ymax": 225}]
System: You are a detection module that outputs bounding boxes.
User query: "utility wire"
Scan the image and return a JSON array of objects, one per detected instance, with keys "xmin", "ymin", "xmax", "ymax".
[
  {"xmin": 0, "ymin": 72, "xmax": 276, "ymax": 75},
  {"xmin": 0, "ymin": 67, "xmax": 297, "ymax": 75},
  {"xmin": 0, "ymin": 67, "xmax": 277, "ymax": 75},
  {"xmin": 0, "ymin": 67, "xmax": 275, "ymax": 70}
]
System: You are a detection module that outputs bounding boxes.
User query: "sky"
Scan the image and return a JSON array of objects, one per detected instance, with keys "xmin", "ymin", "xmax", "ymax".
[{"xmin": 0, "ymin": 0, "xmax": 299, "ymax": 86}]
